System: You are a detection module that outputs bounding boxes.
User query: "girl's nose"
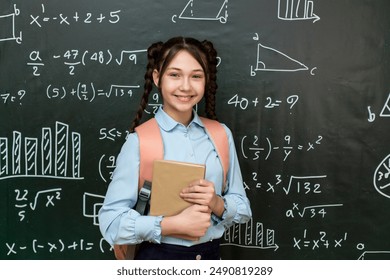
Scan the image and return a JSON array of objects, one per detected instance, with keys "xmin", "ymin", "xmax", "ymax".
[{"xmin": 179, "ymin": 77, "xmax": 191, "ymax": 91}]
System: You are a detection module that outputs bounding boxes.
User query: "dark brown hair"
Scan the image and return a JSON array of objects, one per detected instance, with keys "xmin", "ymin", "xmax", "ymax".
[{"xmin": 129, "ymin": 36, "xmax": 218, "ymax": 132}]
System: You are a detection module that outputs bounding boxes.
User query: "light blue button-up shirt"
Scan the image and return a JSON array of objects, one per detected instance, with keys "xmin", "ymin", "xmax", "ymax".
[{"xmin": 98, "ymin": 107, "xmax": 251, "ymax": 247}]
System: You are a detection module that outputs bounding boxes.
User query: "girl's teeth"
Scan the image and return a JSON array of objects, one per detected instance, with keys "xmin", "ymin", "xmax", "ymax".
[{"xmin": 177, "ymin": 96, "xmax": 191, "ymax": 101}]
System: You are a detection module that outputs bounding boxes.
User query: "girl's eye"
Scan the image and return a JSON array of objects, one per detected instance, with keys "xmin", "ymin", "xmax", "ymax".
[
  {"xmin": 193, "ymin": 75, "xmax": 204, "ymax": 79},
  {"xmin": 168, "ymin": 72, "xmax": 179, "ymax": 77}
]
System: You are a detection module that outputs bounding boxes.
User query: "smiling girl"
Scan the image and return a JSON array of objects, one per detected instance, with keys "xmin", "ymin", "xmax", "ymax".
[{"xmin": 98, "ymin": 36, "xmax": 251, "ymax": 260}]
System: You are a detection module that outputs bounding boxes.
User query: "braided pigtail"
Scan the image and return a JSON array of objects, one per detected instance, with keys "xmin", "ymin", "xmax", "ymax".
[
  {"xmin": 202, "ymin": 40, "xmax": 218, "ymax": 120},
  {"xmin": 129, "ymin": 42, "xmax": 163, "ymax": 132}
]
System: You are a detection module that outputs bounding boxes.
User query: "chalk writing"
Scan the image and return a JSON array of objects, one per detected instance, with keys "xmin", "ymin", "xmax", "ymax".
[
  {"xmin": 5, "ymin": 238, "xmax": 111, "ymax": 256},
  {"xmin": 46, "ymin": 83, "xmax": 140, "ymax": 102},
  {"xmin": 0, "ymin": 5, "xmax": 22, "ymax": 44},
  {"xmin": 99, "ymin": 128, "xmax": 123, "ymax": 142},
  {"xmin": 0, "ymin": 89, "xmax": 26, "ymax": 105},
  {"xmin": 30, "ymin": 4, "xmax": 121, "ymax": 27},
  {"xmin": 0, "ymin": 122, "xmax": 82, "ymax": 180},
  {"xmin": 244, "ymin": 173, "xmax": 327, "ymax": 195},
  {"xmin": 144, "ymin": 93, "xmax": 198, "ymax": 115},
  {"xmin": 293, "ymin": 229, "xmax": 348, "ymax": 250},
  {"xmin": 115, "ymin": 49, "xmax": 147, "ymax": 65},
  {"xmin": 244, "ymin": 173, "xmax": 282, "ymax": 191},
  {"xmin": 27, "ymin": 48, "xmax": 146, "ymax": 76},
  {"xmin": 241, "ymin": 134, "xmax": 323, "ymax": 161},
  {"xmin": 53, "ymin": 49, "xmax": 145, "ymax": 75},
  {"xmin": 144, "ymin": 93, "xmax": 163, "ymax": 115},
  {"xmin": 228, "ymin": 94, "xmax": 299, "ymax": 111},
  {"xmin": 98, "ymin": 154, "xmax": 116, "ymax": 183},
  {"xmin": 367, "ymin": 93, "xmax": 390, "ymax": 122},
  {"xmin": 285, "ymin": 203, "xmax": 343, "ymax": 218},
  {"xmin": 283, "ymin": 175, "xmax": 326, "ymax": 195},
  {"xmin": 367, "ymin": 106, "xmax": 375, "ymax": 122},
  {"xmin": 27, "ymin": 51, "xmax": 44, "ymax": 76},
  {"xmin": 0, "ymin": 0, "xmax": 388, "ymax": 261},
  {"xmin": 172, "ymin": 0, "xmax": 228, "ymax": 24},
  {"xmin": 14, "ymin": 188, "xmax": 62, "ymax": 222}
]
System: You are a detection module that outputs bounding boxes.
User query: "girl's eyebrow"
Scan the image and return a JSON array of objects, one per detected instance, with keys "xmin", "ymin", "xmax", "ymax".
[{"xmin": 166, "ymin": 67, "xmax": 204, "ymax": 72}]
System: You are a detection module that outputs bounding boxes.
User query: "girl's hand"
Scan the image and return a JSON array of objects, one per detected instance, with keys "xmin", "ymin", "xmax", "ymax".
[
  {"xmin": 161, "ymin": 204, "xmax": 211, "ymax": 240},
  {"xmin": 180, "ymin": 179, "xmax": 225, "ymax": 217}
]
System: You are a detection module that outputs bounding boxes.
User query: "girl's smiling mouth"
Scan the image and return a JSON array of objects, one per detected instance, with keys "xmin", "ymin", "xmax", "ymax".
[{"xmin": 174, "ymin": 94, "xmax": 195, "ymax": 101}]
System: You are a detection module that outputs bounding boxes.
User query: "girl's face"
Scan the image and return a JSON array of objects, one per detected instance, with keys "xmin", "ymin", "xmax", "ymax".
[{"xmin": 153, "ymin": 50, "xmax": 206, "ymax": 125}]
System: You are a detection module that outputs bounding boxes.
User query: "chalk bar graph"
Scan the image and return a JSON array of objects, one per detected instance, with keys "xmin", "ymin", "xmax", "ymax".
[{"xmin": 0, "ymin": 121, "xmax": 82, "ymax": 180}]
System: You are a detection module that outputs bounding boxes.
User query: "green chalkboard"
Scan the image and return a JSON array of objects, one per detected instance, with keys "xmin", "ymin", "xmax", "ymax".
[{"xmin": 1, "ymin": 0, "xmax": 390, "ymax": 259}]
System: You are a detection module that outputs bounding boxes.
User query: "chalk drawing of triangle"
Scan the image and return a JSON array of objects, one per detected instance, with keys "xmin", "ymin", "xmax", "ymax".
[
  {"xmin": 178, "ymin": 0, "xmax": 194, "ymax": 18},
  {"xmin": 380, "ymin": 93, "xmax": 390, "ymax": 117},
  {"xmin": 255, "ymin": 43, "xmax": 308, "ymax": 72}
]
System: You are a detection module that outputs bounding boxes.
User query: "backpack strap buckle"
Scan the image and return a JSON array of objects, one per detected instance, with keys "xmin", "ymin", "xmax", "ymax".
[{"xmin": 135, "ymin": 180, "xmax": 152, "ymax": 215}]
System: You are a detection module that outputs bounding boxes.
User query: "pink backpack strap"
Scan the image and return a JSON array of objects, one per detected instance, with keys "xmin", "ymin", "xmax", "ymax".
[
  {"xmin": 134, "ymin": 118, "xmax": 163, "ymax": 189},
  {"xmin": 114, "ymin": 119, "xmax": 162, "ymax": 261},
  {"xmin": 200, "ymin": 117, "xmax": 230, "ymax": 192}
]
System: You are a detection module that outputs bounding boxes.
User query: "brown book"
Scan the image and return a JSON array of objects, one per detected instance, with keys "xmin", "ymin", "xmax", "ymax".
[{"xmin": 149, "ymin": 160, "xmax": 206, "ymax": 216}]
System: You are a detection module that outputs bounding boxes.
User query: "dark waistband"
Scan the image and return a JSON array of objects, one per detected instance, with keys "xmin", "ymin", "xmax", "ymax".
[
  {"xmin": 136, "ymin": 239, "xmax": 221, "ymax": 260},
  {"xmin": 156, "ymin": 239, "xmax": 220, "ymax": 252},
  {"xmin": 140, "ymin": 239, "xmax": 219, "ymax": 252}
]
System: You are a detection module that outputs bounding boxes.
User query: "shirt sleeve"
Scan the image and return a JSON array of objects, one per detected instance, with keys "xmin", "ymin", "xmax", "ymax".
[
  {"xmin": 98, "ymin": 133, "xmax": 163, "ymax": 245},
  {"xmin": 212, "ymin": 125, "xmax": 252, "ymax": 227}
]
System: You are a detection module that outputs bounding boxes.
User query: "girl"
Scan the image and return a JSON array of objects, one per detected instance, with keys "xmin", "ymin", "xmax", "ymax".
[{"xmin": 98, "ymin": 36, "xmax": 251, "ymax": 260}]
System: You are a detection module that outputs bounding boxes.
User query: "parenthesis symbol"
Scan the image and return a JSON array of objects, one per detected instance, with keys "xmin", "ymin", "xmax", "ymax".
[
  {"xmin": 99, "ymin": 238, "xmax": 105, "ymax": 253},
  {"xmin": 47, "ymin": 84, "xmax": 51, "ymax": 99},
  {"xmin": 216, "ymin": 57, "xmax": 221, "ymax": 67},
  {"xmin": 82, "ymin": 50, "xmax": 88, "ymax": 66},
  {"xmin": 265, "ymin": 137, "xmax": 271, "ymax": 160},
  {"xmin": 90, "ymin": 82, "xmax": 95, "ymax": 102},
  {"xmin": 77, "ymin": 82, "xmax": 81, "ymax": 100},
  {"xmin": 241, "ymin": 136, "xmax": 248, "ymax": 159},
  {"xmin": 61, "ymin": 86, "xmax": 66, "ymax": 99},
  {"xmin": 106, "ymin": 49, "xmax": 112, "ymax": 65},
  {"xmin": 98, "ymin": 154, "xmax": 107, "ymax": 183},
  {"xmin": 172, "ymin": 15, "xmax": 177, "ymax": 23}
]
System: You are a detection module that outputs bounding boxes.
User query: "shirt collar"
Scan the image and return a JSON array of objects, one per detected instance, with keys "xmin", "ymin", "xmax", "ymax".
[{"xmin": 155, "ymin": 106, "xmax": 204, "ymax": 131}]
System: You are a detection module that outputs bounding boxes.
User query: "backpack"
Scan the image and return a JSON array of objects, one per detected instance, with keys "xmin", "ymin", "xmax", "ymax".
[{"xmin": 113, "ymin": 117, "xmax": 230, "ymax": 260}]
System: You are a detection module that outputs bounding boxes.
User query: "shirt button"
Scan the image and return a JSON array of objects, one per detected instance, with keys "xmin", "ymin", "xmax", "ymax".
[{"xmin": 196, "ymin": 254, "xmax": 202, "ymax": 260}]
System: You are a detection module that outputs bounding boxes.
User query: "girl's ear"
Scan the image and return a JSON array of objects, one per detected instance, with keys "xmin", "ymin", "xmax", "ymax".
[{"xmin": 152, "ymin": 69, "xmax": 160, "ymax": 87}]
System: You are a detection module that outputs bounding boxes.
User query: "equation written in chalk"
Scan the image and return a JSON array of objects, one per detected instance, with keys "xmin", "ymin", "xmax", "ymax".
[
  {"xmin": 241, "ymin": 134, "xmax": 323, "ymax": 161},
  {"xmin": 14, "ymin": 188, "xmax": 62, "ymax": 222},
  {"xmin": 5, "ymin": 238, "xmax": 111, "ymax": 256}
]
